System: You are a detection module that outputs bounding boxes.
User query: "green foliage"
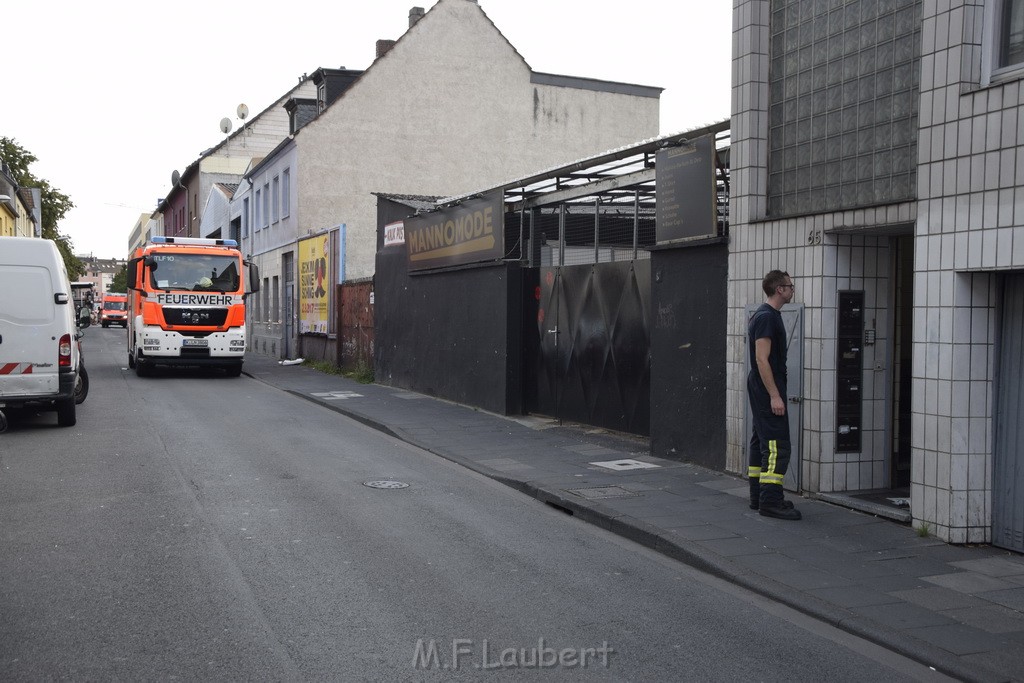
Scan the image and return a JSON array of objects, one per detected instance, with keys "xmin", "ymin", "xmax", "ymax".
[
  {"xmin": 109, "ymin": 264, "xmax": 128, "ymax": 292},
  {"xmin": 302, "ymin": 358, "xmax": 375, "ymax": 384},
  {"xmin": 916, "ymin": 522, "xmax": 931, "ymax": 538},
  {"xmin": 1, "ymin": 136, "xmax": 82, "ymax": 279}
]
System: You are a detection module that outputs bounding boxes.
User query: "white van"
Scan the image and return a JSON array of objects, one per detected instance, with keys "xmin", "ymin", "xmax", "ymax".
[{"xmin": 0, "ymin": 236, "xmax": 90, "ymax": 429}]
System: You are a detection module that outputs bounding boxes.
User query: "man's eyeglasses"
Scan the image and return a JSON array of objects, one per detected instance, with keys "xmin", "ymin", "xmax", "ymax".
[{"xmin": 779, "ymin": 283, "xmax": 796, "ymax": 290}]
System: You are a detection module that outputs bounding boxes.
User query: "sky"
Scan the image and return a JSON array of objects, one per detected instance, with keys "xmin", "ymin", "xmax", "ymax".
[{"xmin": 3, "ymin": 0, "xmax": 732, "ymax": 259}]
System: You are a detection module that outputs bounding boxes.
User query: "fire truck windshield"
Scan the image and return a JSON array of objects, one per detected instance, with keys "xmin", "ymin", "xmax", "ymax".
[{"xmin": 148, "ymin": 254, "xmax": 240, "ymax": 293}]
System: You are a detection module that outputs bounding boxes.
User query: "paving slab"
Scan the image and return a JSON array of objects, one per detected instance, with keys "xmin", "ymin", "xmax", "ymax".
[
  {"xmin": 922, "ymin": 572, "xmax": 1019, "ymax": 594},
  {"xmin": 889, "ymin": 586, "xmax": 989, "ymax": 611},
  {"xmin": 905, "ymin": 623, "xmax": 1009, "ymax": 655},
  {"xmin": 940, "ymin": 604, "xmax": 1024, "ymax": 634}
]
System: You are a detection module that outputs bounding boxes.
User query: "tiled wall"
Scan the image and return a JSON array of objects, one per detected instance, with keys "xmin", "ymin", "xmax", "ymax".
[
  {"xmin": 731, "ymin": 0, "xmax": 917, "ymax": 497},
  {"xmin": 735, "ymin": 0, "xmax": 1024, "ymax": 543},
  {"xmin": 913, "ymin": 0, "xmax": 1024, "ymax": 543}
]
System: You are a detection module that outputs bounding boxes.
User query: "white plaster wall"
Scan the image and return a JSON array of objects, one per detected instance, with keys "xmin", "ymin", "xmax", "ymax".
[
  {"xmin": 198, "ymin": 186, "xmax": 232, "ymax": 240},
  {"xmin": 295, "ymin": 0, "xmax": 660, "ymax": 281}
]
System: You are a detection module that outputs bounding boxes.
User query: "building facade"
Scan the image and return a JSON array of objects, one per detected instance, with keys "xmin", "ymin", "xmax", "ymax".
[
  {"xmin": 730, "ymin": 0, "xmax": 1024, "ymax": 549},
  {"xmin": 241, "ymin": 0, "xmax": 662, "ymax": 361}
]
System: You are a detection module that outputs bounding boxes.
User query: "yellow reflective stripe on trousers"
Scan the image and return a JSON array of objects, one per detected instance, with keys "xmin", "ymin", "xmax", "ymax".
[
  {"xmin": 758, "ymin": 439, "xmax": 783, "ymax": 485},
  {"xmin": 748, "ymin": 466, "xmax": 761, "ymax": 478}
]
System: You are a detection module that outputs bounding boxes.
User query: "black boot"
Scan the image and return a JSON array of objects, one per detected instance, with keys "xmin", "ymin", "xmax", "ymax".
[
  {"xmin": 759, "ymin": 501, "xmax": 801, "ymax": 520},
  {"xmin": 758, "ymin": 483, "xmax": 800, "ymax": 519}
]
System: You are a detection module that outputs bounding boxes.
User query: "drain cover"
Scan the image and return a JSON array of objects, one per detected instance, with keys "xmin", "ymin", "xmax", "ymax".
[
  {"xmin": 363, "ymin": 480, "xmax": 409, "ymax": 489},
  {"xmin": 590, "ymin": 459, "xmax": 661, "ymax": 471}
]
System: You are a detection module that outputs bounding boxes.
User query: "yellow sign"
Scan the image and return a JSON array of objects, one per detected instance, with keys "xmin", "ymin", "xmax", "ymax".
[{"xmin": 298, "ymin": 234, "xmax": 330, "ymax": 334}]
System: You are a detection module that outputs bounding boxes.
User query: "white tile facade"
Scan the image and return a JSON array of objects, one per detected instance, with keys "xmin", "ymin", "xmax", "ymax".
[{"xmin": 731, "ymin": 0, "xmax": 1024, "ymax": 544}]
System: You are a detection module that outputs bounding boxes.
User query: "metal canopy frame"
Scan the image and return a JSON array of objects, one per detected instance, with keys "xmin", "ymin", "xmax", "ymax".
[{"xmin": 422, "ymin": 120, "xmax": 730, "ymax": 267}]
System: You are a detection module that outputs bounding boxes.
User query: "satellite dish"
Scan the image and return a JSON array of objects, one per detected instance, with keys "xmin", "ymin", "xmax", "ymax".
[
  {"xmin": 220, "ymin": 117, "xmax": 232, "ymax": 134},
  {"xmin": 237, "ymin": 103, "xmax": 249, "ymax": 120},
  {"xmin": 171, "ymin": 169, "xmax": 181, "ymax": 187}
]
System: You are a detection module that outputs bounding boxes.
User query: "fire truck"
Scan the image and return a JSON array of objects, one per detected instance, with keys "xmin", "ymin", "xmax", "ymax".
[
  {"xmin": 126, "ymin": 237, "xmax": 259, "ymax": 377},
  {"xmin": 100, "ymin": 292, "xmax": 128, "ymax": 327}
]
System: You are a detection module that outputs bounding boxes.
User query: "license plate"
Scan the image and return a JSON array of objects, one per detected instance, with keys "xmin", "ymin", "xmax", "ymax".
[{"xmin": 182, "ymin": 339, "xmax": 208, "ymax": 348}]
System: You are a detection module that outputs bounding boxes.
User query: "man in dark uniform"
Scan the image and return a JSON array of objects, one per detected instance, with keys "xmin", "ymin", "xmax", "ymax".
[{"xmin": 747, "ymin": 270, "xmax": 801, "ymax": 520}]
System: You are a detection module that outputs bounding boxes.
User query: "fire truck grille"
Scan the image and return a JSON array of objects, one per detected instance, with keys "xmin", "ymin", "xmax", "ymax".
[{"xmin": 164, "ymin": 307, "xmax": 229, "ymax": 326}]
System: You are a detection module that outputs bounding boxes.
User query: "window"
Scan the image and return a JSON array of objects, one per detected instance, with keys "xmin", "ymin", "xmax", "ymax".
[
  {"xmin": 262, "ymin": 277, "xmax": 270, "ymax": 323},
  {"xmin": 272, "ymin": 275, "xmax": 280, "ymax": 321},
  {"xmin": 272, "ymin": 176, "xmax": 280, "ymax": 224},
  {"xmin": 242, "ymin": 198, "xmax": 250, "ymax": 237},
  {"xmin": 254, "ymin": 190, "xmax": 262, "ymax": 231},
  {"xmin": 262, "ymin": 183, "xmax": 270, "ymax": 228},
  {"xmin": 282, "ymin": 169, "xmax": 291, "ymax": 218},
  {"xmin": 1001, "ymin": 0, "xmax": 1024, "ymax": 68},
  {"xmin": 985, "ymin": 0, "xmax": 1024, "ymax": 83},
  {"xmin": 253, "ymin": 280, "xmax": 262, "ymax": 321}
]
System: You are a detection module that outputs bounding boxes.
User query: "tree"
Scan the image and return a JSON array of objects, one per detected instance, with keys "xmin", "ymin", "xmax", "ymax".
[
  {"xmin": 109, "ymin": 264, "xmax": 127, "ymax": 293},
  {"xmin": 1, "ymin": 137, "xmax": 83, "ymax": 279}
]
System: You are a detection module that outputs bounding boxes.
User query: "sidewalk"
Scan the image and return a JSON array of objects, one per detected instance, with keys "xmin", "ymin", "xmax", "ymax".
[{"xmin": 243, "ymin": 355, "xmax": 1024, "ymax": 683}]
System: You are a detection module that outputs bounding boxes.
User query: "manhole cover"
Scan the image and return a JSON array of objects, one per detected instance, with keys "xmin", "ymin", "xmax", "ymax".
[
  {"xmin": 566, "ymin": 486, "xmax": 638, "ymax": 500},
  {"xmin": 590, "ymin": 459, "xmax": 661, "ymax": 471},
  {"xmin": 363, "ymin": 480, "xmax": 409, "ymax": 489}
]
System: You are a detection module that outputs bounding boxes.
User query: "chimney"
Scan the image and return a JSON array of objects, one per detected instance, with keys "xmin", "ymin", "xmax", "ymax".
[
  {"xmin": 376, "ymin": 39, "xmax": 397, "ymax": 59},
  {"xmin": 409, "ymin": 7, "xmax": 425, "ymax": 27}
]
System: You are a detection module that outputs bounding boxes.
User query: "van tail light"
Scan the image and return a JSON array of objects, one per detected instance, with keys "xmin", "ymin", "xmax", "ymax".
[{"xmin": 59, "ymin": 334, "xmax": 72, "ymax": 367}]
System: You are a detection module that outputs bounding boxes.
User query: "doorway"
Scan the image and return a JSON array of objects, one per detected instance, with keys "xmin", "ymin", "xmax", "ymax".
[
  {"xmin": 993, "ymin": 273, "xmax": 1024, "ymax": 553},
  {"xmin": 283, "ymin": 252, "xmax": 295, "ymax": 360},
  {"xmin": 890, "ymin": 235, "xmax": 914, "ymax": 488}
]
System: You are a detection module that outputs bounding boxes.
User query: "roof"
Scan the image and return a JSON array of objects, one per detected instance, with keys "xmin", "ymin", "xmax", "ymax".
[{"xmin": 373, "ymin": 193, "xmax": 444, "ymax": 212}]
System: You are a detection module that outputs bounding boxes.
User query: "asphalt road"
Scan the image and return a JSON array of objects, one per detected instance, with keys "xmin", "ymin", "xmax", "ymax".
[{"xmin": 0, "ymin": 327, "xmax": 951, "ymax": 681}]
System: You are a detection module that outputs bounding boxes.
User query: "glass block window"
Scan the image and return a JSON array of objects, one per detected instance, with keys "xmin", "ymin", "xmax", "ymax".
[{"xmin": 767, "ymin": 0, "xmax": 921, "ymax": 217}]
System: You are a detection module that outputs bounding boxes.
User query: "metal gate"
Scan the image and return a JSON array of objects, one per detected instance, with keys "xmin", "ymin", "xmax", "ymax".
[
  {"xmin": 532, "ymin": 260, "xmax": 651, "ymax": 435},
  {"xmin": 994, "ymin": 273, "xmax": 1024, "ymax": 552},
  {"xmin": 744, "ymin": 304, "xmax": 804, "ymax": 492}
]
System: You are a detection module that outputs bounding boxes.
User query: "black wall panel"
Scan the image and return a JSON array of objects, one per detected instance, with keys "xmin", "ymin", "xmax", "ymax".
[
  {"xmin": 374, "ymin": 199, "xmax": 523, "ymax": 414},
  {"xmin": 649, "ymin": 240, "xmax": 729, "ymax": 469}
]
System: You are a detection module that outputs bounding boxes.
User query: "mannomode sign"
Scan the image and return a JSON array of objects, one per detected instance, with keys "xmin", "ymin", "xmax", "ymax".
[{"xmin": 405, "ymin": 192, "xmax": 504, "ymax": 271}]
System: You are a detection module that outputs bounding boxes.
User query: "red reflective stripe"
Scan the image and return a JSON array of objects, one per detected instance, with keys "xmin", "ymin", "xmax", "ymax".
[{"xmin": 0, "ymin": 363, "xmax": 34, "ymax": 374}]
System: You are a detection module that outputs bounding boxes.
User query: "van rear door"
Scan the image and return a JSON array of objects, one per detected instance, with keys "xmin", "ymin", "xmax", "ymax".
[{"xmin": 0, "ymin": 263, "xmax": 61, "ymax": 397}]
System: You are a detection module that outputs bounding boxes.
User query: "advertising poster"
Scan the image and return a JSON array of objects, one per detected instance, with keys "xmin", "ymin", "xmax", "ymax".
[{"xmin": 298, "ymin": 233, "xmax": 330, "ymax": 334}]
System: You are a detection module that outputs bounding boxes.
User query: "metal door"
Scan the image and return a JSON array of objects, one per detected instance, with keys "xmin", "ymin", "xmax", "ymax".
[
  {"xmin": 993, "ymin": 274, "xmax": 1024, "ymax": 552},
  {"xmin": 284, "ymin": 283, "xmax": 294, "ymax": 359},
  {"xmin": 283, "ymin": 253, "xmax": 295, "ymax": 360},
  {"xmin": 532, "ymin": 261, "xmax": 651, "ymax": 435},
  {"xmin": 745, "ymin": 304, "xmax": 803, "ymax": 492}
]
